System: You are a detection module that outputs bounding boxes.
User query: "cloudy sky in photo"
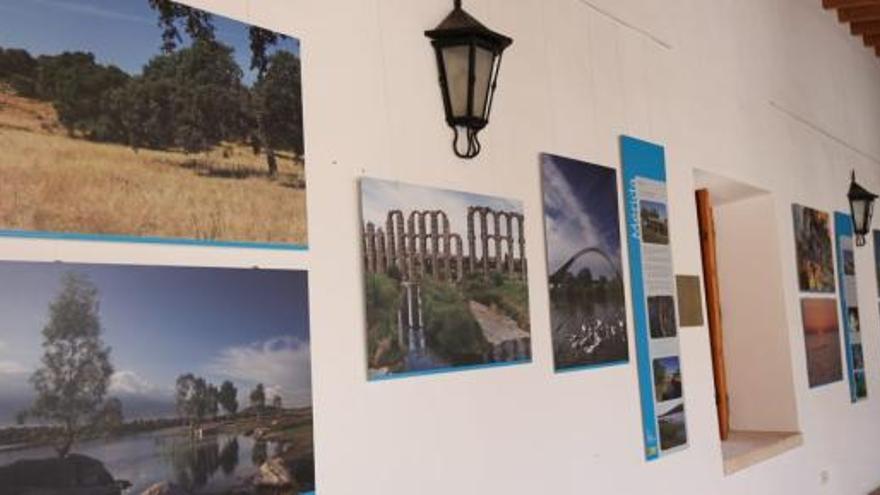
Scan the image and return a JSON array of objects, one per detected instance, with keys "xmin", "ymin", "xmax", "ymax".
[
  {"xmin": 0, "ymin": 261, "xmax": 311, "ymax": 424},
  {"xmin": 541, "ymin": 153, "xmax": 623, "ymax": 279},
  {"xmin": 0, "ymin": 0, "xmax": 299, "ymax": 85},
  {"xmin": 360, "ymin": 177, "xmax": 524, "ymax": 236}
]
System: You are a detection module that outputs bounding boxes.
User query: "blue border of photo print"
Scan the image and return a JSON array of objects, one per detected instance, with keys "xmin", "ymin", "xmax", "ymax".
[{"xmin": 0, "ymin": 229, "xmax": 308, "ymax": 251}]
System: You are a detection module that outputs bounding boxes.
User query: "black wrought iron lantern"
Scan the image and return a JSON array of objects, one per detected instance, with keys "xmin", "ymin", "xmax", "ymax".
[
  {"xmin": 848, "ymin": 171, "xmax": 878, "ymax": 246},
  {"xmin": 425, "ymin": 0, "xmax": 513, "ymax": 159}
]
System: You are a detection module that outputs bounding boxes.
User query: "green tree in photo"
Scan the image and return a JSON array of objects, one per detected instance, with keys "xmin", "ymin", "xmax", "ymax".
[
  {"xmin": 35, "ymin": 52, "xmax": 130, "ymax": 140},
  {"xmin": 110, "ymin": 77, "xmax": 177, "ymax": 150},
  {"xmin": 653, "ymin": 360, "xmax": 669, "ymax": 401},
  {"xmin": 175, "ymin": 373, "xmax": 210, "ymax": 427},
  {"xmin": 148, "ymin": 0, "xmax": 215, "ymax": 52},
  {"xmin": 364, "ymin": 273, "xmax": 404, "ymax": 369},
  {"xmin": 98, "ymin": 397, "xmax": 125, "ymax": 436},
  {"xmin": 147, "ymin": 0, "xmax": 284, "ymax": 75},
  {"xmin": 146, "ymin": 0, "xmax": 304, "ymax": 175},
  {"xmin": 18, "ymin": 272, "xmax": 121, "ymax": 458},
  {"xmin": 250, "ymin": 383, "xmax": 266, "ymax": 410},
  {"xmin": 218, "ymin": 380, "xmax": 238, "ymax": 415},
  {"xmin": 421, "ymin": 279, "xmax": 487, "ymax": 365},
  {"xmin": 463, "ymin": 273, "xmax": 530, "ymax": 331},
  {"xmin": 253, "ymin": 50, "xmax": 304, "ymax": 177},
  {"xmin": 0, "ymin": 47, "xmax": 38, "ymax": 96},
  {"xmin": 117, "ymin": 40, "xmax": 249, "ymax": 154},
  {"xmin": 206, "ymin": 384, "xmax": 219, "ymax": 419}
]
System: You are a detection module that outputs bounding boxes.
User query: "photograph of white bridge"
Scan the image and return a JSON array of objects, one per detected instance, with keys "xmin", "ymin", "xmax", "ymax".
[
  {"xmin": 360, "ymin": 178, "xmax": 532, "ymax": 379},
  {"xmin": 540, "ymin": 154, "xmax": 628, "ymax": 371}
]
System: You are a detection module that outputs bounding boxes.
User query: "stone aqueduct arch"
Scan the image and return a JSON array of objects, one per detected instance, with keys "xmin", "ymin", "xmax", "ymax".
[
  {"xmin": 362, "ymin": 206, "xmax": 525, "ymax": 282},
  {"xmin": 467, "ymin": 206, "xmax": 526, "ymax": 278}
]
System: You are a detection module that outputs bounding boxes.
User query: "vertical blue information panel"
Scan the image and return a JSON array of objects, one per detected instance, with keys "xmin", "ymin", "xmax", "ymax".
[
  {"xmin": 620, "ymin": 136, "xmax": 688, "ymax": 461},
  {"xmin": 834, "ymin": 212, "xmax": 868, "ymax": 402}
]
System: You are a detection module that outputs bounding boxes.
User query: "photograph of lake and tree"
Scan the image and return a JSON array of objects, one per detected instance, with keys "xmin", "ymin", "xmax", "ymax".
[
  {"xmin": 0, "ymin": 0, "xmax": 306, "ymax": 247},
  {"xmin": 540, "ymin": 153, "xmax": 628, "ymax": 371},
  {"xmin": 360, "ymin": 178, "xmax": 532, "ymax": 379},
  {"xmin": 0, "ymin": 261, "xmax": 314, "ymax": 495}
]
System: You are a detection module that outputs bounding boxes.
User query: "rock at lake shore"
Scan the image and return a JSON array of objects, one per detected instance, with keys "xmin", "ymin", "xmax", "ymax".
[
  {"xmin": 253, "ymin": 457, "xmax": 300, "ymax": 490},
  {"xmin": 0, "ymin": 454, "xmax": 123, "ymax": 495},
  {"xmin": 140, "ymin": 481, "xmax": 191, "ymax": 495}
]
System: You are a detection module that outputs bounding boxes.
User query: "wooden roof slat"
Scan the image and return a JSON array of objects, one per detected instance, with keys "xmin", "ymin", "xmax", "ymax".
[
  {"xmin": 823, "ymin": 0, "xmax": 880, "ymax": 9},
  {"xmin": 823, "ymin": 0, "xmax": 880, "ymax": 58},
  {"xmin": 822, "ymin": 0, "xmax": 880, "ymax": 57},
  {"xmin": 840, "ymin": 4, "xmax": 880, "ymax": 21},
  {"xmin": 851, "ymin": 19, "xmax": 880, "ymax": 35}
]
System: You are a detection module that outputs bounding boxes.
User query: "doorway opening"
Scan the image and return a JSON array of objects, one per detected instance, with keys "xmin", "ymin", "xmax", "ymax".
[{"xmin": 693, "ymin": 169, "xmax": 803, "ymax": 475}]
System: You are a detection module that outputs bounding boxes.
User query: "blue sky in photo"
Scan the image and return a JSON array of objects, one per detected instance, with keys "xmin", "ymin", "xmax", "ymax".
[
  {"xmin": 654, "ymin": 356, "xmax": 680, "ymax": 376},
  {"xmin": 361, "ymin": 177, "xmax": 523, "ymax": 232},
  {"xmin": 541, "ymin": 153, "xmax": 622, "ymax": 279},
  {"xmin": 0, "ymin": 261, "xmax": 311, "ymax": 422},
  {"xmin": 0, "ymin": 0, "xmax": 300, "ymax": 85}
]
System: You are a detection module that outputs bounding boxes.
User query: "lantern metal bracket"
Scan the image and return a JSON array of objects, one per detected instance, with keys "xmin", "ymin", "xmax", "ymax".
[{"xmin": 452, "ymin": 125, "xmax": 481, "ymax": 159}]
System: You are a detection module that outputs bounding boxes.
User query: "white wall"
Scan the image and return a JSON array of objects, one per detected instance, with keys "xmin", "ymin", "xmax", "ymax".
[
  {"xmin": 714, "ymin": 193, "xmax": 799, "ymax": 433},
  {"xmin": 6, "ymin": 0, "xmax": 880, "ymax": 493}
]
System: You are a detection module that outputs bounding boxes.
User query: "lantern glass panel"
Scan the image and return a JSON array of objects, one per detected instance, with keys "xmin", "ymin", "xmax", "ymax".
[
  {"xmin": 442, "ymin": 44, "xmax": 471, "ymax": 119},
  {"xmin": 472, "ymin": 45, "xmax": 495, "ymax": 119},
  {"xmin": 853, "ymin": 199, "xmax": 868, "ymax": 232}
]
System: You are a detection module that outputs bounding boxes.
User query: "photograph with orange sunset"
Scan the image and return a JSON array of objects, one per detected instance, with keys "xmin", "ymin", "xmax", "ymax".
[{"xmin": 800, "ymin": 297, "xmax": 843, "ymax": 388}]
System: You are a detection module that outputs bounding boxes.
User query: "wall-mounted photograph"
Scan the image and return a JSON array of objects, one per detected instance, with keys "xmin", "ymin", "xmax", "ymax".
[
  {"xmin": 852, "ymin": 343, "xmax": 865, "ymax": 370},
  {"xmin": 360, "ymin": 178, "xmax": 531, "ymax": 380},
  {"xmin": 648, "ymin": 295, "xmax": 677, "ymax": 339},
  {"xmin": 0, "ymin": 0, "xmax": 306, "ymax": 248},
  {"xmin": 0, "ymin": 262, "xmax": 314, "ymax": 494},
  {"xmin": 800, "ymin": 297, "xmax": 843, "ymax": 388},
  {"xmin": 843, "ymin": 249, "xmax": 855, "ymax": 276},
  {"xmin": 855, "ymin": 371, "xmax": 867, "ymax": 399},
  {"xmin": 639, "ymin": 200, "xmax": 670, "ymax": 245},
  {"xmin": 657, "ymin": 402, "xmax": 686, "ymax": 451},
  {"xmin": 540, "ymin": 153, "xmax": 628, "ymax": 371},
  {"xmin": 848, "ymin": 307, "xmax": 861, "ymax": 334},
  {"xmin": 653, "ymin": 356, "xmax": 683, "ymax": 402},
  {"xmin": 792, "ymin": 205, "xmax": 834, "ymax": 292},
  {"xmin": 874, "ymin": 231, "xmax": 880, "ymax": 292}
]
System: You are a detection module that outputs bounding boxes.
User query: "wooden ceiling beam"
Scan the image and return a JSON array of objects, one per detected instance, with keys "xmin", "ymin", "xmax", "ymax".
[
  {"xmin": 823, "ymin": 0, "xmax": 880, "ymax": 58},
  {"xmin": 850, "ymin": 19, "xmax": 880, "ymax": 34},
  {"xmin": 823, "ymin": 0, "xmax": 880, "ymax": 9},
  {"xmin": 840, "ymin": 4, "xmax": 880, "ymax": 21}
]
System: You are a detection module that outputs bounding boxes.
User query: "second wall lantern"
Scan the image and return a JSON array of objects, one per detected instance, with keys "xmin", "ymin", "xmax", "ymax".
[
  {"xmin": 848, "ymin": 171, "xmax": 878, "ymax": 247},
  {"xmin": 425, "ymin": 0, "xmax": 513, "ymax": 159}
]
